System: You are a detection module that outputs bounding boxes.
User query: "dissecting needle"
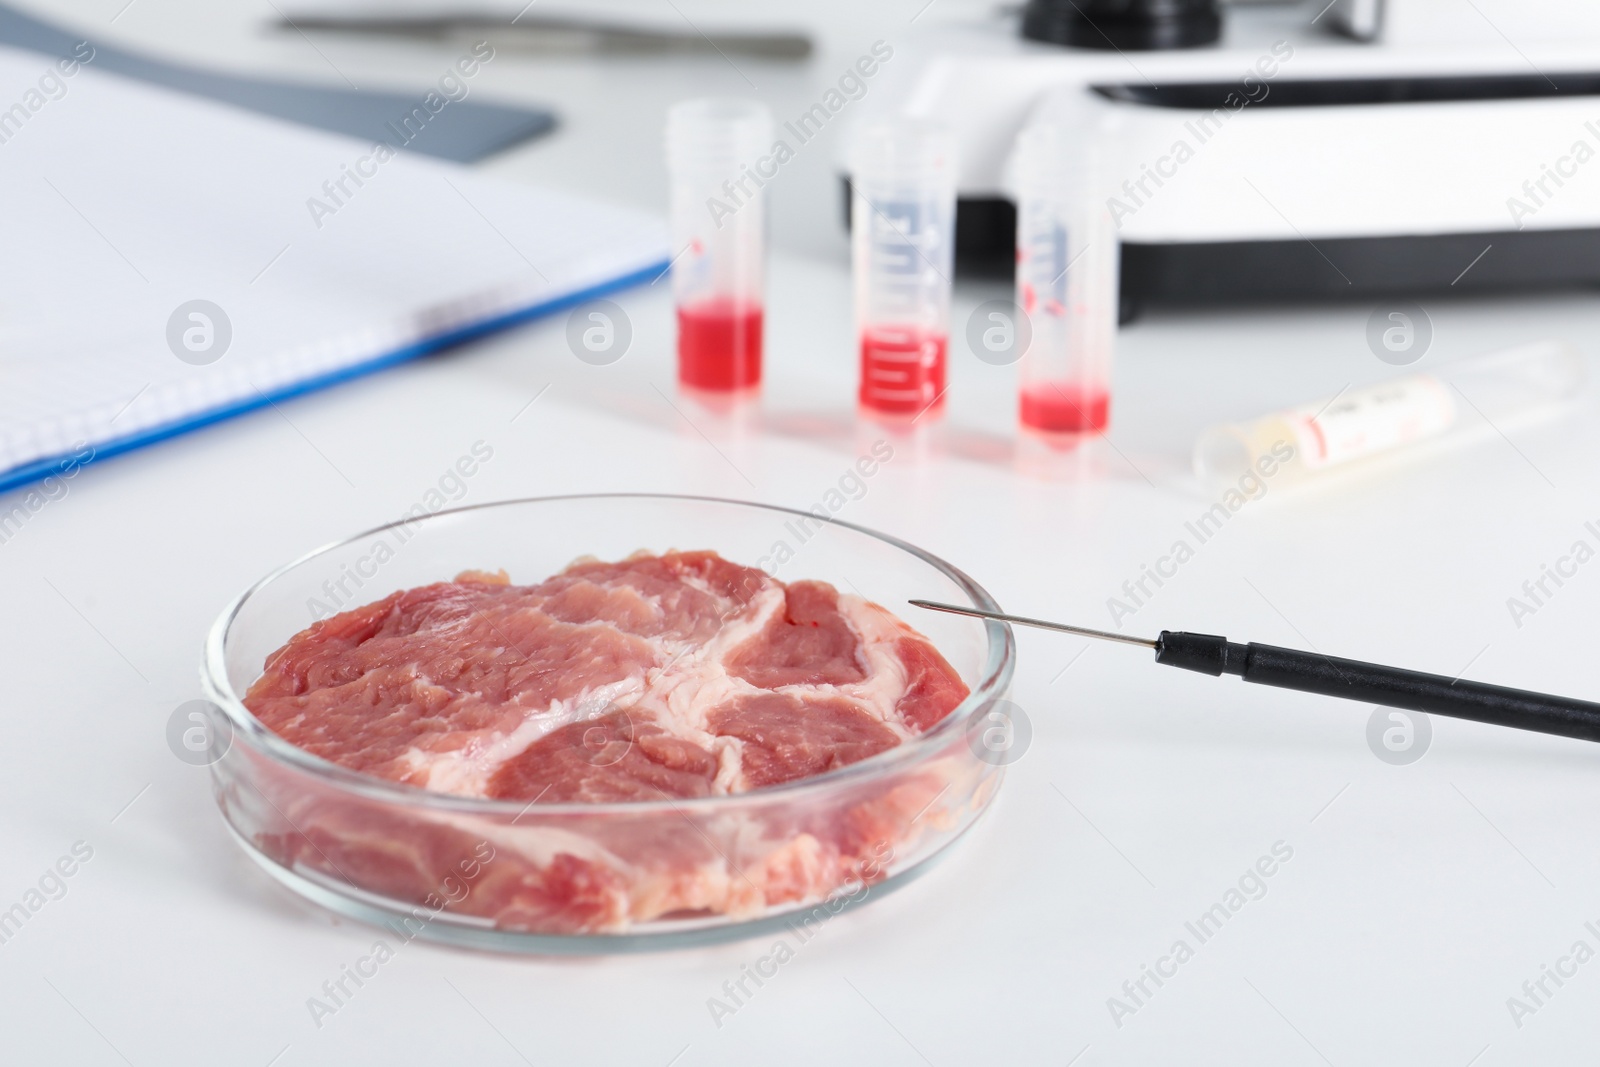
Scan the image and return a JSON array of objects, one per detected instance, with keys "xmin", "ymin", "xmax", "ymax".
[{"xmin": 909, "ymin": 600, "xmax": 1600, "ymax": 744}]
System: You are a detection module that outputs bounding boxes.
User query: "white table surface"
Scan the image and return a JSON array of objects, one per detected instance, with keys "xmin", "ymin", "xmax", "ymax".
[{"xmin": 6, "ymin": 2, "xmax": 1600, "ymax": 1064}]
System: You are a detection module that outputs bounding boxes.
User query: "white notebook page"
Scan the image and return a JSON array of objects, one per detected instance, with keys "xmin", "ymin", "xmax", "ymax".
[{"xmin": 0, "ymin": 43, "xmax": 668, "ymax": 487}]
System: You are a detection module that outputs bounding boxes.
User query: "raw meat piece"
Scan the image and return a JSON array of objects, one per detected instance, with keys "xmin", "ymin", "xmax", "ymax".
[
  {"xmin": 248, "ymin": 551, "xmax": 964, "ymax": 798},
  {"xmin": 241, "ymin": 550, "xmax": 972, "ymax": 932},
  {"xmin": 725, "ymin": 580, "xmax": 867, "ymax": 688},
  {"xmin": 485, "ymin": 711, "xmax": 720, "ymax": 803},
  {"xmin": 708, "ymin": 693, "xmax": 900, "ymax": 789}
]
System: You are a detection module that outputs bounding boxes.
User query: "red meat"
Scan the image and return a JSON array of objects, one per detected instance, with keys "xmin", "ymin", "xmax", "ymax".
[{"xmin": 240, "ymin": 551, "xmax": 972, "ymax": 932}]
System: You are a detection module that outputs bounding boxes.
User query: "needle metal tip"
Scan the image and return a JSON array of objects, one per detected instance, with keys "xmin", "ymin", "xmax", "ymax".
[{"xmin": 908, "ymin": 600, "xmax": 1159, "ymax": 649}]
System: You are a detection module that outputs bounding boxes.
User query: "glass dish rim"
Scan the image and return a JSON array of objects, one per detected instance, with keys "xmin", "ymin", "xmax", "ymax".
[{"xmin": 202, "ymin": 492, "xmax": 1015, "ymax": 817}]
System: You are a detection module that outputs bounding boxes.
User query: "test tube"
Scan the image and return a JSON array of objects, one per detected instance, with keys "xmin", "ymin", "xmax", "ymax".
[
  {"xmin": 665, "ymin": 99, "xmax": 772, "ymax": 406},
  {"xmin": 1194, "ymin": 340, "xmax": 1586, "ymax": 491},
  {"xmin": 852, "ymin": 119, "xmax": 956, "ymax": 428},
  {"xmin": 1011, "ymin": 106, "xmax": 1119, "ymax": 456}
]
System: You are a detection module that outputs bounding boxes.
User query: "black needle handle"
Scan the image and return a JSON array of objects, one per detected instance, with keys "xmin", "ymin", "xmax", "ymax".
[
  {"xmin": 1154, "ymin": 632, "xmax": 1600, "ymax": 743},
  {"xmin": 908, "ymin": 601, "xmax": 1600, "ymax": 744}
]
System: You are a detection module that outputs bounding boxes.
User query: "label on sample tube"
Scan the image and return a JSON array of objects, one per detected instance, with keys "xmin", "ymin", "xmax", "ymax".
[{"xmin": 1288, "ymin": 375, "xmax": 1457, "ymax": 469}]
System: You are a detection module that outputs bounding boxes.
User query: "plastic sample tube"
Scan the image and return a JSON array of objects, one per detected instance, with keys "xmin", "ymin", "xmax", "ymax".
[
  {"xmin": 1194, "ymin": 340, "xmax": 1586, "ymax": 489},
  {"xmin": 665, "ymin": 99, "xmax": 772, "ymax": 404},
  {"xmin": 851, "ymin": 119, "xmax": 956, "ymax": 426},
  {"xmin": 1011, "ymin": 105, "xmax": 1119, "ymax": 453}
]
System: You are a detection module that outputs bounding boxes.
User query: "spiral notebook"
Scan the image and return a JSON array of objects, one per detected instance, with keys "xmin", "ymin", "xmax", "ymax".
[{"xmin": 0, "ymin": 44, "xmax": 669, "ymax": 495}]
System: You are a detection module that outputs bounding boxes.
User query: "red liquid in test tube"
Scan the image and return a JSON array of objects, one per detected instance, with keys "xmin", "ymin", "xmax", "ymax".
[
  {"xmin": 1012, "ymin": 108, "xmax": 1118, "ymax": 459},
  {"xmin": 851, "ymin": 120, "xmax": 956, "ymax": 432},
  {"xmin": 678, "ymin": 299, "xmax": 763, "ymax": 393},
  {"xmin": 1018, "ymin": 381, "xmax": 1109, "ymax": 434},
  {"xmin": 858, "ymin": 326, "xmax": 947, "ymax": 418},
  {"xmin": 665, "ymin": 99, "xmax": 771, "ymax": 408}
]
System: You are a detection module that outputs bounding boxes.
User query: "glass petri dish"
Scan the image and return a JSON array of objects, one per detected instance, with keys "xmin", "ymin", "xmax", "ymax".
[{"xmin": 202, "ymin": 494, "xmax": 1015, "ymax": 953}]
